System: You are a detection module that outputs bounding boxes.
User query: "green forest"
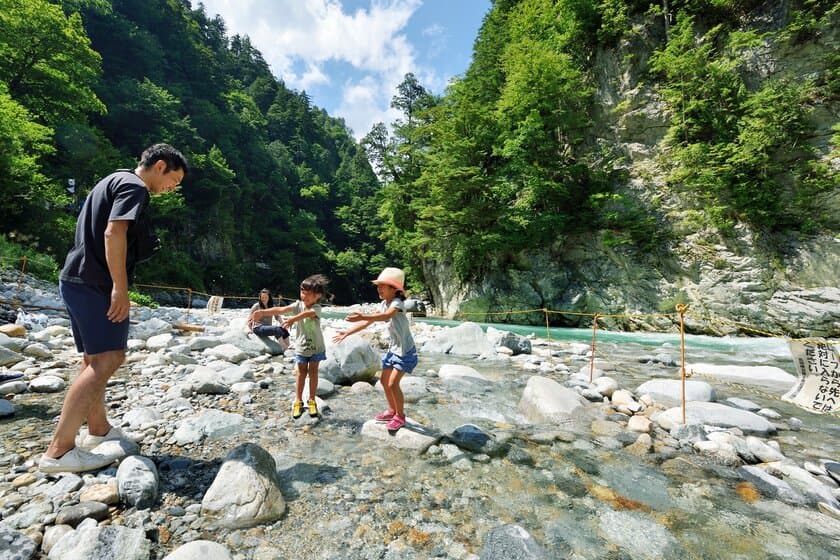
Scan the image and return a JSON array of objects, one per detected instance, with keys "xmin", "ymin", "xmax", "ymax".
[{"xmin": 1, "ymin": 0, "xmax": 837, "ymax": 305}]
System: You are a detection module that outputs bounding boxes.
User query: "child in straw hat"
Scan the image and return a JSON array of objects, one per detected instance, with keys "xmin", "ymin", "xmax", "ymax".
[{"xmin": 333, "ymin": 267, "xmax": 417, "ymax": 430}]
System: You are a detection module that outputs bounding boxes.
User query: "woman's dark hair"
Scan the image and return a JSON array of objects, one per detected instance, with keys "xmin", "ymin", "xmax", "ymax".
[
  {"xmin": 139, "ymin": 143, "xmax": 189, "ymax": 174},
  {"xmin": 393, "ymin": 289, "xmax": 406, "ymax": 301},
  {"xmin": 300, "ymin": 274, "xmax": 332, "ymax": 301},
  {"xmin": 258, "ymin": 288, "xmax": 274, "ymax": 309}
]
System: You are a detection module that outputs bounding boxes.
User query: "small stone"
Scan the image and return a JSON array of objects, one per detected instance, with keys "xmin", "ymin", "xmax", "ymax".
[
  {"xmin": 11, "ymin": 472, "xmax": 36, "ymax": 488},
  {"xmin": 80, "ymin": 482, "xmax": 120, "ymax": 505}
]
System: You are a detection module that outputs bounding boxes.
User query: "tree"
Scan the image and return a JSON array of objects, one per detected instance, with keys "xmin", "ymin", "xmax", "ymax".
[{"xmin": 0, "ymin": 0, "xmax": 105, "ymax": 126}]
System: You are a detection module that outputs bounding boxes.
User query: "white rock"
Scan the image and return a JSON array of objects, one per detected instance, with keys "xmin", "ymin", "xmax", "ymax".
[{"xmin": 519, "ymin": 376, "xmax": 588, "ymax": 425}]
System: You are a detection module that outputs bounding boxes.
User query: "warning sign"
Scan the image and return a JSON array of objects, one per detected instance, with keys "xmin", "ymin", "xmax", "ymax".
[{"xmin": 783, "ymin": 340, "xmax": 840, "ymax": 413}]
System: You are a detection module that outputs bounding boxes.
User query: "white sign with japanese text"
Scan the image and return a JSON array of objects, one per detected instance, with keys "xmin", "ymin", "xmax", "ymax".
[{"xmin": 783, "ymin": 340, "xmax": 840, "ymax": 413}]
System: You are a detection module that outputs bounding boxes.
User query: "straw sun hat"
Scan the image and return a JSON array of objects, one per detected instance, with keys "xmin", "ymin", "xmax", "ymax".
[{"xmin": 372, "ymin": 267, "xmax": 405, "ymax": 291}]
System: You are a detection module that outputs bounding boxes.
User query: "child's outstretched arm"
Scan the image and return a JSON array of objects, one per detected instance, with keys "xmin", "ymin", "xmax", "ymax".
[
  {"xmin": 249, "ymin": 303, "xmax": 295, "ymax": 324},
  {"xmin": 280, "ymin": 308, "xmax": 317, "ymax": 330},
  {"xmin": 332, "ymin": 307, "xmax": 397, "ymax": 344}
]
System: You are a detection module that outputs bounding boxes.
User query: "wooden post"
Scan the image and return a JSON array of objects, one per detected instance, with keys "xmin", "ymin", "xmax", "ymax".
[
  {"xmin": 589, "ymin": 314, "xmax": 600, "ymax": 384},
  {"xmin": 15, "ymin": 256, "xmax": 27, "ymax": 304},
  {"xmin": 676, "ymin": 303, "xmax": 689, "ymax": 424}
]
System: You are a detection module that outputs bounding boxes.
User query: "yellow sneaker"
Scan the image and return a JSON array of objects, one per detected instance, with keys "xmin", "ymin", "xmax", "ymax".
[
  {"xmin": 307, "ymin": 398, "xmax": 318, "ymax": 417},
  {"xmin": 292, "ymin": 400, "xmax": 304, "ymax": 419}
]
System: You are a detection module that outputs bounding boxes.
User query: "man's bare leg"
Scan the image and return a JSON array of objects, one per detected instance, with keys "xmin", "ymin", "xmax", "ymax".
[{"xmin": 44, "ymin": 349, "xmax": 125, "ymax": 458}]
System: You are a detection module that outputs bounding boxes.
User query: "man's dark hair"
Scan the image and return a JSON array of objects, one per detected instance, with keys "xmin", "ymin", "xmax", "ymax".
[{"xmin": 139, "ymin": 143, "xmax": 189, "ymax": 174}]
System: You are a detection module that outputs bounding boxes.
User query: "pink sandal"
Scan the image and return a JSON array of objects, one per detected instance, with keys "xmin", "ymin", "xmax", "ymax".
[
  {"xmin": 374, "ymin": 409, "xmax": 395, "ymax": 422},
  {"xmin": 385, "ymin": 414, "xmax": 406, "ymax": 430}
]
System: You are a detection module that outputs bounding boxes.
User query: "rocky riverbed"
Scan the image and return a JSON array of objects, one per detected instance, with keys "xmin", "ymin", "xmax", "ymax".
[{"xmin": 1, "ymin": 272, "xmax": 840, "ymax": 559}]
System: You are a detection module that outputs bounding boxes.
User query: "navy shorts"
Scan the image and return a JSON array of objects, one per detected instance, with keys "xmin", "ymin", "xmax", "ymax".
[
  {"xmin": 295, "ymin": 351, "xmax": 326, "ymax": 364},
  {"xmin": 60, "ymin": 280, "xmax": 129, "ymax": 355},
  {"xmin": 253, "ymin": 324, "xmax": 290, "ymax": 339},
  {"xmin": 382, "ymin": 347, "xmax": 418, "ymax": 373}
]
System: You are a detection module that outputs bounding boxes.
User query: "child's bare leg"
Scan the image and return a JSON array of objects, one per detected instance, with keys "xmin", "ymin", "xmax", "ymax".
[
  {"xmin": 308, "ymin": 362, "xmax": 319, "ymax": 400},
  {"xmin": 387, "ymin": 369, "xmax": 405, "ymax": 416},
  {"xmin": 295, "ymin": 362, "xmax": 307, "ymax": 402},
  {"xmin": 381, "ymin": 368, "xmax": 396, "ymax": 412}
]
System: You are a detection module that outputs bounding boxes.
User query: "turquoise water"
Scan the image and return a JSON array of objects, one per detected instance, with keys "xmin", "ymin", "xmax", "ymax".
[{"xmin": 325, "ymin": 310, "xmax": 797, "ymax": 361}]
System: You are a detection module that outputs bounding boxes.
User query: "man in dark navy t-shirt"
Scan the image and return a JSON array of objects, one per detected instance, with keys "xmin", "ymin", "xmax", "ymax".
[{"xmin": 40, "ymin": 144, "xmax": 188, "ymax": 474}]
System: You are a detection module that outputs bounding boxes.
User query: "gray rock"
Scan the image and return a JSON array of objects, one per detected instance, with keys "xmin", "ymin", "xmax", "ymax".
[
  {"xmin": 486, "ymin": 327, "xmax": 532, "ymax": 355},
  {"xmin": 185, "ymin": 366, "xmax": 229, "ymax": 394},
  {"xmin": 320, "ymin": 334, "xmax": 379, "ymax": 384},
  {"xmin": 479, "ymin": 524, "xmax": 547, "ymax": 560},
  {"xmin": 0, "ymin": 346, "xmax": 24, "ymax": 367},
  {"xmin": 598, "ymin": 509, "xmax": 682, "ymax": 558},
  {"xmin": 1, "ymin": 500, "xmax": 52, "ymax": 529},
  {"xmin": 438, "ymin": 364, "xmax": 491, "ymax": 386},
  {"xmin": 47, "ymin": 525, "xmax": 150, "ymax": 560},
  {"xmin": 129, "ymin": 317, "xmax": 171, "ymax": 340},
  {"xmin": 55, "ymin": 501, "xmax": 110, "ymax": 527},
  {"xmin": 775, "ymin": 463, "xmax": 840, "ymax": 507},
  {"xmin": 447, "ymin": 424, "xmax": 509, "ymax": 457},
  {"xmin": 122, "ymin": 407, "xmax": 163, "ymax": 428},
  {"xmin": 519, "ymin": 376, "xmax": 588, "ymax": 425},
  {"xmin": 218, "ymin": 364, "xmax": 254, "ymax": 385},
  {"xmin": 422, "ymin": 322, "xmax": 494, "ymax": 356},
  {"xmin": 724, "ymin": 397, "xmax": 761, "ymax": 412},
  {"xmin": 657, "ymin": 402, "xmax": 776, "ymax": 436},
  {"xmin": 35, "ymin": 473, "xmax": 83, "ymax": 498},
  {"xmin": 163, "ymin": 540, "xmax": 233, "ymax": 560},
  {"xmin": 173, "ymin": 410, "xmax": 248, "ymax": 445},
  {"xmin": 0, "ymin": 525, "xmax": 37, "ymax": 560},
  {"xmin": 42, "ymin": 525, "xmax": 73, "ymax": 555},
  {"xmin": 738, "ymin": 466, "xmax": 808, "ymax": 506},
  {"xmin": 745, "ymin": 436, "xmax": 784, "ymax": 463},
  {"xmin": 826, "ymin": 462, "xmax": 840, "ymax": 485},
  {"xmin": 117, "ymin": 455, "xmax": 159, "ymax": 509},
  {"xmin": 201, "ymin": 443, "xmax": 286, "ymax": 529},
  {"xmin": 0, "ymin": 399, "xmax": 14, "ymax": 418},
  {"xmin": 360, "ymin": 419, "xmax": 439, "ymax": 452},
  {"xmin": 28, "ymin": 375, "xmax": 66, "ymax": 393},
  {"xmin": 203, "ymin": 343, "xmax": 248, "ymax": 363},
  {"xmin": 0, "ymin": 381, "xmax": 28, "ymax": 395},
  {"xmin": 636, "ymin": 379, "xmax": 715, "ymax": 404}
]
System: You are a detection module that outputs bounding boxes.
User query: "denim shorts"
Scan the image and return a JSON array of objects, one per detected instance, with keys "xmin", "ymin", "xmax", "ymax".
[
  {"xmin": 382, "ymin": 347, "xmax": 418, "ymax": 373},
  {"xmin": 295, "ymin": 351, "xmax": 326, "ymax": 364},
  {"xmin": 60, "ymin": 280, "xmax": 129, "ymax": 355}
]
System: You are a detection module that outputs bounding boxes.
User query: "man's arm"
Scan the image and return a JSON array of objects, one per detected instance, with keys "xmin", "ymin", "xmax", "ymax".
[{"xmin": 104, "ymin": 220, "xmax": 130, "ymax": 322}]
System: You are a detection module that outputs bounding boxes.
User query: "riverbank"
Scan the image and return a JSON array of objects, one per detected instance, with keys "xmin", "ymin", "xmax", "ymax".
[{"xmin": 1, "ymin": 275, "xmax": 840, "ymax": 559}]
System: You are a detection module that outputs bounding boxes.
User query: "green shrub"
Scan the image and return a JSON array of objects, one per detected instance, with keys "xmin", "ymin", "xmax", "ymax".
[
  {"xmin": 0, "ymin": 235, "xmax": 59, "ymax": 282},
  {"xmin": 128, "ymin": 291, "xmax": 158, "ymax": 308},
  {"xmin": 658, "ymin": 290, "xmax": 691, "ymax": 313}
]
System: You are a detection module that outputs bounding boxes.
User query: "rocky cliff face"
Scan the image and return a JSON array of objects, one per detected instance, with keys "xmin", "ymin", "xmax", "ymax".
[{"xmin": 424, "ymin": 7, "xmax": 840, "ymax": 338}]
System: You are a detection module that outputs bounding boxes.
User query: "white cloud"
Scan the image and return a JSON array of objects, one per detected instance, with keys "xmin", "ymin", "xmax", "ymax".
[{"xmin": 198, "ymin": 0, "xmax": 429, "ymax": 138}]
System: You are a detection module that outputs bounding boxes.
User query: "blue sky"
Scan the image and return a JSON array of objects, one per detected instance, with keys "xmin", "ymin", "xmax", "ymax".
[{"xmin": 197, "ymin": 0, "xmax": 492, "ymax": 139}]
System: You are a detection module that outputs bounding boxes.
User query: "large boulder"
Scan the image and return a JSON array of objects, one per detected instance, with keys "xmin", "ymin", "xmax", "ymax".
[
  {"xmin": 636, "ymin": 379, "xmax": 715, "ymax": 404},
  {"xmin": 421, "ymin": 322, "xmax": 494, "ymax": 356},
  {"xmin": 519, "ymin": 376, "xmax": 588, "ymax": 425},
  {"xmin": 47, "ymin": 525, "xmax": 150, "ymax": 560},
  {"xmin": 201, "ymin": 443, "xmax": 286, "ymax": 529},
  {"xmin": 656, "ymin": 402, "xmax": 776, "ymax": 436},
  {"xmin": 320, "ymin": 334, "xmax": 379, "ymax": 385}
]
